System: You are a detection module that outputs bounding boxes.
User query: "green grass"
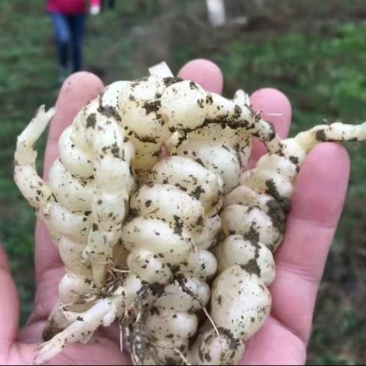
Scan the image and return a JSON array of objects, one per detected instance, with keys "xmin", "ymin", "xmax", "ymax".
[{"xmin": 1, "ymin": 0, "xmax": 366, "ymax": 363}]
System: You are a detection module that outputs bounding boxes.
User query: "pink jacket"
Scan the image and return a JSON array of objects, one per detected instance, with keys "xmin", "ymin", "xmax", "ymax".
[{"xmin": 47, "ymin": 0, "xmax": 101, "ymax": 15}]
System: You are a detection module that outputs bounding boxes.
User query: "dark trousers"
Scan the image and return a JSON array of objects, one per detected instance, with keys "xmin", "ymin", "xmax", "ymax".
[{"xmin": 50, "ymin": 12, "xmax": 86, "ymax": 73}]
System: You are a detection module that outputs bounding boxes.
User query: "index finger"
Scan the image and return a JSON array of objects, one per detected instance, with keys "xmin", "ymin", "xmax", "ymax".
[
  {"xmin": 43, "ymin": 72, "xmax": 105, "ymax": 178},
  {"xmin": 35, "ymin": 72, "xmax": 104, "ymax": 280}
]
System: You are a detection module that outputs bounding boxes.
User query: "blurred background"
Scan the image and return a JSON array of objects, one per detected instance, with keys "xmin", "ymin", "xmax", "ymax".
[{"xmin": 1, "ymin": 0, "xmax": 366, "ymax": 364}]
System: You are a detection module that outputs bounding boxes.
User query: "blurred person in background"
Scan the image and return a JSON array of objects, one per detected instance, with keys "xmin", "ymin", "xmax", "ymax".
[{"xmin": 46, "ymin": 0, "xmax": 102, "ymax": 84}]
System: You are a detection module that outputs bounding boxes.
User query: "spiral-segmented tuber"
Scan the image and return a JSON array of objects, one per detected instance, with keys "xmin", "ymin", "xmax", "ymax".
[
  {"xmin": 13, "ymin": 61, "xmax": 366, "ymax": 365},
  {"xmin": 188, "ymin": 121, "xmax": 366, "ymax": 365}
]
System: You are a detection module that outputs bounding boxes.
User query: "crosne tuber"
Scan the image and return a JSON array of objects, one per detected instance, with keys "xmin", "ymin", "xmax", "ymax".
[
  {"xmin": 188, "ymin": 122, "xmax": 366, "ymax": 364},
  {"xmin": 13, "ymin": 61, "xmax": 366, "ymax": 365},
  {"xmin": 14, "ymin": 62, "xmax": 281, "ymax": 365}
]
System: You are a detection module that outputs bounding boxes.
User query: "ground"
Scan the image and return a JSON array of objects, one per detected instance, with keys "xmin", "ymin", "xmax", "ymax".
[{"xmin": 1, "ymin": 0, "xmax": 366, "ymax": 364}]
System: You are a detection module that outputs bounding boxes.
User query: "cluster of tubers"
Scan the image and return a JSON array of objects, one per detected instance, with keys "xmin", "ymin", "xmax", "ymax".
[{"xmin": 13, "ymin": 62, "xmax": 366, "ymax": 365}]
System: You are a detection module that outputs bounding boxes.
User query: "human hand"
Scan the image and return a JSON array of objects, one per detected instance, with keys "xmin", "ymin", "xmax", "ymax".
[{"xmin": 0, "ymin": 59, "xmax": 349, "ymax": 365}]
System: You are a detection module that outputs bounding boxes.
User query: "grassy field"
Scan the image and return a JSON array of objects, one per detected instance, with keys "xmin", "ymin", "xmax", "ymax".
[{"xmin": 1, "ymin": 0, "xmax": 366, "ymax": 364}]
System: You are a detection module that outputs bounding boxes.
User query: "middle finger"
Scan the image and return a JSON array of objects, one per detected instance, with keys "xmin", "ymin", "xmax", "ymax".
[{"xmin": 247, "ymin": 87, "xmax": 292, "ymax": 170}]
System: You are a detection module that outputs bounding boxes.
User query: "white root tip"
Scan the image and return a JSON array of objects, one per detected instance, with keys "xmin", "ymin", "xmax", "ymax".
[
  {"xmin": 233, "ymin": 89, "xmax": 250, "ymax": 106},
  {"xmin": 15, "ymin": 105, "xmax": 56, "ymax": 166},
  {"xmin": 148, "ymin": 62, "xmax": 174, "ymax": 78},
  {"xmin": 294, "ymin": 120, "xmax": 366, "ymax": 153},
  {"xmin": 34, "ymin": 298, "xmax": 116, "ymax": 365}
]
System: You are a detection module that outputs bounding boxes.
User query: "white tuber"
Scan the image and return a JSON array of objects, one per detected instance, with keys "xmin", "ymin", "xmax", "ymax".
[
  {"xmin": 190, "ymin": 120, "xmax": 366, "ymax": 364},
  {"xmin": 13, "ymin": 61, "xmax": 366, "ymax": 366}
]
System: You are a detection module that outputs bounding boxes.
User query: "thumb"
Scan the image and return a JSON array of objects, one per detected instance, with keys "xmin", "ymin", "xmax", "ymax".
[{"xmin": 0, "ymin": 244, "xmax": 20, "ymax": 359}]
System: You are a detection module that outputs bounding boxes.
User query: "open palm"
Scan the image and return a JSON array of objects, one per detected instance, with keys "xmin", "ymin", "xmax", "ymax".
[{"xmin": 0, "ymin": 59, "xmax": 350, "ymax": 365}]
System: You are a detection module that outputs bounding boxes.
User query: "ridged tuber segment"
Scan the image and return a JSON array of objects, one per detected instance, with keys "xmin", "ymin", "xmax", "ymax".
[
  {"xmin": 45, "ymin": 96, "xmax": 136, "ymax": 343},
  {"xmin": 189, "ymin": 121, "xmax": 366, "ymax": 365},
  {"xmin": 120, "ymin": 156, "xmax": 219, "ymax": 365},
  {"xmin": 13, "ymin": 94, "xmax": 137, "ymax": 359},
  {"xmin": 121, "ymin": 84, "xmax": 281, "ymax": 365}
]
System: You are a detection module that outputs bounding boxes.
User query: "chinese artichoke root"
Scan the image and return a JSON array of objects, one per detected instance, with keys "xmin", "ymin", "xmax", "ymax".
[{"xmin": 13, "ymin": 62, "xmax": 366, "ymax": 365}]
